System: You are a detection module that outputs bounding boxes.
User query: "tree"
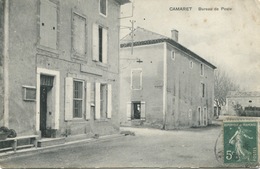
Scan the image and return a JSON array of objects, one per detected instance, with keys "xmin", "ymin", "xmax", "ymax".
[{"xmin": 214, "ymin": 69, "xmax": 240, "ymax": 116}]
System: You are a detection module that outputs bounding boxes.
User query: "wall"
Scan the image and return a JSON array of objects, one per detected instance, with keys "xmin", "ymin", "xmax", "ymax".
[
  {"xmin": 166, "ymin": 43, "xmax": 215, "ymax": 129},
  {"xmin": 226, "ymin": 97, "xmax": 260, "ymax": 115},
  {"xmin": 119, "ymin": 43, "xmax": 164, "ymax": 128},
  {"xmin": 7, "ymin": 0, "xmax": 121, "ymax": 137}
]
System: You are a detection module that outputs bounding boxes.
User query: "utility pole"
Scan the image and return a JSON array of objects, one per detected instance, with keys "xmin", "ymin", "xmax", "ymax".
[{"xmin": 129, "ymin": 20, "xmax": 136, "ymax": 55}]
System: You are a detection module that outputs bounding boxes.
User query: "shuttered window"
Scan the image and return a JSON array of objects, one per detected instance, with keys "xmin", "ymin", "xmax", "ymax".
[
  {"xmin": 65, "ymin": 78, "xmax": 85, "ymax": 120},
  {"xmin": 72, "ymin": 13, "xmax": 86, "ymax": 56},
  {"xmin": 94, "ymin": 83, "xmax": 112, "ymax": 120},
  {"xmin": 40, "ymin": 0, "xmax": 57, "ymax": 49},
  {"xmin": 131, "ymin": 69, "xmax": 142, "ymax": 90},
  {"xmin": 92, "ymin": 24, "xmax": 108, "ymax": 64},
  {"xmin": 73, "ymin": 81, "xmax": 84, "ymax": 118}
]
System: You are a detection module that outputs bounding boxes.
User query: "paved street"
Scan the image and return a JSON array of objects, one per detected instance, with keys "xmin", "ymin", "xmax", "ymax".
[{"xmin": 0, "ymin": 124, "xmax": 223, "ymax": 168}]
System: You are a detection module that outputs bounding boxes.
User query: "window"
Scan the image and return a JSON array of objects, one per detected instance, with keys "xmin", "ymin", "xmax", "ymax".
[
  {"xmin": 23, "ymin": 86, "xmax": 36, "ymax": 101},
  {"xmin": 72, "ymin": 13, "xmax": 86, "ymax": 56},
  {"xmin": 200, "ymin": 63, "xmax": 204, "ymax": 76},
  {"xmin": 73, "ymin": 81, "xmax": 84, "ymax": 118},
  {"xmin": 198, "ymin": 107, "xmax": 201, "ymax": 126},
  {"xmin": 131, "ymin": 69, "xmax": 142, "ymax": 90},
  {"xmin": 99, "ymin": 0, "xmax": 107, "ymax": 16},
  {"xmin": 201, "ymin": 83, "xmax": 205, "ymax": 98},
  {"xmin": 203, "ymin": 107, "xmax": 207, "ymax": 126},
  {"xmin": 40, "ymin": 0, "xmax": 57, "ymax": 49},
  {"xmin": 93, "ymin": 24, "xmax": 108, "ymax": 64},
  {"xmin": 94, "ymin": 83, "xmax": 112, "ymax": 120},
  {"xmin": 190, "ymin": 61, "xmax": 193, "ymax": 69},
  {"xmin": 171, "ymin": 51, "xmax": 175, "ymax": 60},
  {"xmin": 126, "ymin": 101, "xmax": 146, "ymax": 121}
]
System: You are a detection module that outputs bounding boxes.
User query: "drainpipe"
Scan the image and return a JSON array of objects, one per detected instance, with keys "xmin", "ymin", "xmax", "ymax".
[
  {"xmin": 3, "ymin": 0, "xmax": 9, "ymax": 127},
  {"xmin": 162, "ymin": 42, "xmax": 167, "ymax": 129}
]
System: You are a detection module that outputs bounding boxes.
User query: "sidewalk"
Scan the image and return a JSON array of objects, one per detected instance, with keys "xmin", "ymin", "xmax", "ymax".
[{"xmin": 0, "ymin": 133, "xmax": 123, "ymax": 159}]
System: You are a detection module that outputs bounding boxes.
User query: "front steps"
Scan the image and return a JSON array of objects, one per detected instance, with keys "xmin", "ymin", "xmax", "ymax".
[{"xmin": 37, "ymin": 138, "xmax": 65, "ymax": 148}]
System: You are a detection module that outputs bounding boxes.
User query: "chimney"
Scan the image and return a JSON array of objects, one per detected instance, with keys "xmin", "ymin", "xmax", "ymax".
[{"xmin": 171, "ymin": 29, "xmax": 178, "ymax": 42}]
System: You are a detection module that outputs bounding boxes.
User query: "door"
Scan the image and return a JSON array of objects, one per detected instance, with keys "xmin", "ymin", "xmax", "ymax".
[
  {"xmin": 40, "ymin": 86, "xmax": 48, "ymax": 137},
  {"xmin": 40, "ymin": 75, "xmax": 54, "ymax": 137}
]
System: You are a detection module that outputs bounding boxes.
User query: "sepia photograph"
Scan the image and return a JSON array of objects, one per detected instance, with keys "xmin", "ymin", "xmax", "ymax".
[{"xmin": 0, "ymin": 0, "xmax": 260, "ymax": 168}]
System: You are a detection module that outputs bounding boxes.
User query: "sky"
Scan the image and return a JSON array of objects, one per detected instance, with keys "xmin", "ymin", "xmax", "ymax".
[{"xmin": 120, "ymin": 0, "xmax": 260, "ymax": 91}]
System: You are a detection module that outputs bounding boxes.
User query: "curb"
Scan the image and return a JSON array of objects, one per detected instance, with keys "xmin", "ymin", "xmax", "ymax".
[{"xmin": 0, "ymin": 134, "xmax": 123, "ymax": 160}]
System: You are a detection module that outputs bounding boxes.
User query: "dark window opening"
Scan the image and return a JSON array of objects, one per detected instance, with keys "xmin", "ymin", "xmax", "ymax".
[
  {"xmin": 132, "ymin": 102, "xmax": 141, "ymax": 120},
  {"xmin": 201, "ymin": 83, "xmax": 205, "ymax": 97},
  {"xmin": 99, "ymin": 26, "xmax": 103, "ymax": 62},
  {"xmin": 249, "ymin": 100, "xmax": 252, "ymax": 103},
  {"xmin": 100, "ymin": 0, "xmax": 107, "ymax": 16}
]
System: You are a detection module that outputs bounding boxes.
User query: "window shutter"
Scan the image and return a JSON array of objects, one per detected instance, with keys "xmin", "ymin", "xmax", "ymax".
[
  {"xmin": 65, "ymin": 77, "xmax": 73, "ymax": 121},
  {"xmin": 92, "ymin": 24, "xmax": 99, "ymax": 61},
  {"xmin": 73, "ymin": 14, "xmax": 86, "ymax": 55},
  {"xmin": 102, "ymin": 28, "xmax": 108, "ymax": 64},
  {"xmin": 48, "ymin": 2, "xmax": 57, "ymax": 49},
  {"xmin": 126, "ymin": 102, "xmax": 131, "ymax": 121},
  {"xmin": 141, "ymin": 101, "xmax": 146, "ymax": 120},
  {"xmin": 107, "ymin": 84, "xmax": 112, "ymax": 118},
  {"xmin": 85, "ymin": 82, "xmax": 91, "ymax": 120},
  {"xmin": 95, "ymin": 82, "xmax": 101, "ymax": 119},
  {"xmin": 40, "ymin": 0, "xmax": 57, "ymax": 49}
]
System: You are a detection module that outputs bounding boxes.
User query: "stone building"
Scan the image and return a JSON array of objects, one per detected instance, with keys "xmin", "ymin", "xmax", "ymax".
[
  {"xmin": 0, "ymin": 0, "xmax": 129, "ymax": 142},
  {"xmin": 119, "ymin": 27, "xmax": 216, "ymax": 129},
  {"xmin": 226, "ymin": 91, "xmax": 260, "ymax": 115}
]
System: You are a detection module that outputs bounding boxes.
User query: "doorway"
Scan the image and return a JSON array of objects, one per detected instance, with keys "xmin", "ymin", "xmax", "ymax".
[{"xmin": 40, "ymin": 75, "xmax": 54, "ymax": 137}]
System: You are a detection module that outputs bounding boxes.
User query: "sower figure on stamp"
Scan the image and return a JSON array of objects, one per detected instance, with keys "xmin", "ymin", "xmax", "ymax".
[{"xmin": 229, "ymin": 124, "xmax": 253, "ymax": 161}]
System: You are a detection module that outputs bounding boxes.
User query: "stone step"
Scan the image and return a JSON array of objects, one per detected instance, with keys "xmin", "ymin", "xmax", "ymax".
[{"xmin": 37, "ymin": 138, "xmax": 65, "ymax": 148}]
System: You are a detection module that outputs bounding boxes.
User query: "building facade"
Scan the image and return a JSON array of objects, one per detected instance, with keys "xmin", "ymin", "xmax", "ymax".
[
  {"xmin": 0, "ymin": 0, "xmax": 129, "ymax": 139},
  {"xmin": 226, "ymin": 91, "xmax": 260, "ymax": 115},
  {"xmin": 119, "ymin": 27, "xmax": 216, "ymax": 129}
]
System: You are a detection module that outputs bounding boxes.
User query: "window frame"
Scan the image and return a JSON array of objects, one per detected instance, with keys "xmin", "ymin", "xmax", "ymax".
[
  {"xmin": 92, "ymin": 23, "xmax": 108, "ymax": 65},
  {"xmin": 99, "ymin": 0, "xmax": 107, "ymax": 17},
  {"xmin": 71, "ymin": 11, "xmax": 87, "ymax": 59},
  {"xmin": 22, "ymin": 85, "xmax": 36, "ymax": 101},
  {"xmin": 73, "ymin": 80, "xmax": 85, "ymax": 119}
]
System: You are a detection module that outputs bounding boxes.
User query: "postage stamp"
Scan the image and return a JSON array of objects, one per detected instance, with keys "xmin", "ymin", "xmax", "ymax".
[{"xmin": 223, "ymin": 121, "xmax": 258, "ymax": 164}]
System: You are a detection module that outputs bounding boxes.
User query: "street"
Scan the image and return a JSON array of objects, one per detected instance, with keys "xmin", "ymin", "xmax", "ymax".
[{"xmin": 0, "ymin": 124, "xmax": 223, "ymax": 168}]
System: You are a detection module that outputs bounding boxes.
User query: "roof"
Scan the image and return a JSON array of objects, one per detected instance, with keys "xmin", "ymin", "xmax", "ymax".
[
  {"xmin": 227, "ymin": 91, "xmax": 260, "ymax": 98},
  {"xmin": 120, "ymin": 27, "xmax": 217, "ymax": 69},
  {"xmin": 115, "ymin": 0, "xmax": 131, "ymax": 5}
]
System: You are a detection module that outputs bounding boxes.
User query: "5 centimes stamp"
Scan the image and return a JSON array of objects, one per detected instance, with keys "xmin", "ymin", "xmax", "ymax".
[{"xmin": 223, "ymin": 121, "xmax": 258, "ymax": 164}]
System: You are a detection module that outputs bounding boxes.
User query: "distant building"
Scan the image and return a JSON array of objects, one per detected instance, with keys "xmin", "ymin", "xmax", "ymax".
[
  {"xmin": 0, "ymin": 0, "xmax": 129, "ymax": 140},
  {"xmin": 226, "ymin": 91, "xmax": 260, "ymax": 115},
  {"xmin": 119, "ymin": 27, "xmax": 216, "ymax": 129}
]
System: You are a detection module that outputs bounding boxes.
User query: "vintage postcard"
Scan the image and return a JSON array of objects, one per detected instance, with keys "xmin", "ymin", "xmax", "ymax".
[{"xmin": 0, "ymin": 0, "xmax": 260, "ymax": 168}]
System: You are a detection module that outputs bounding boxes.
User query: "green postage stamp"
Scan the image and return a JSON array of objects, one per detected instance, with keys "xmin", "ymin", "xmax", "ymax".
[{"xmin": 224, "ymin": 121, "xmax": 258, "ymax": 163}]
